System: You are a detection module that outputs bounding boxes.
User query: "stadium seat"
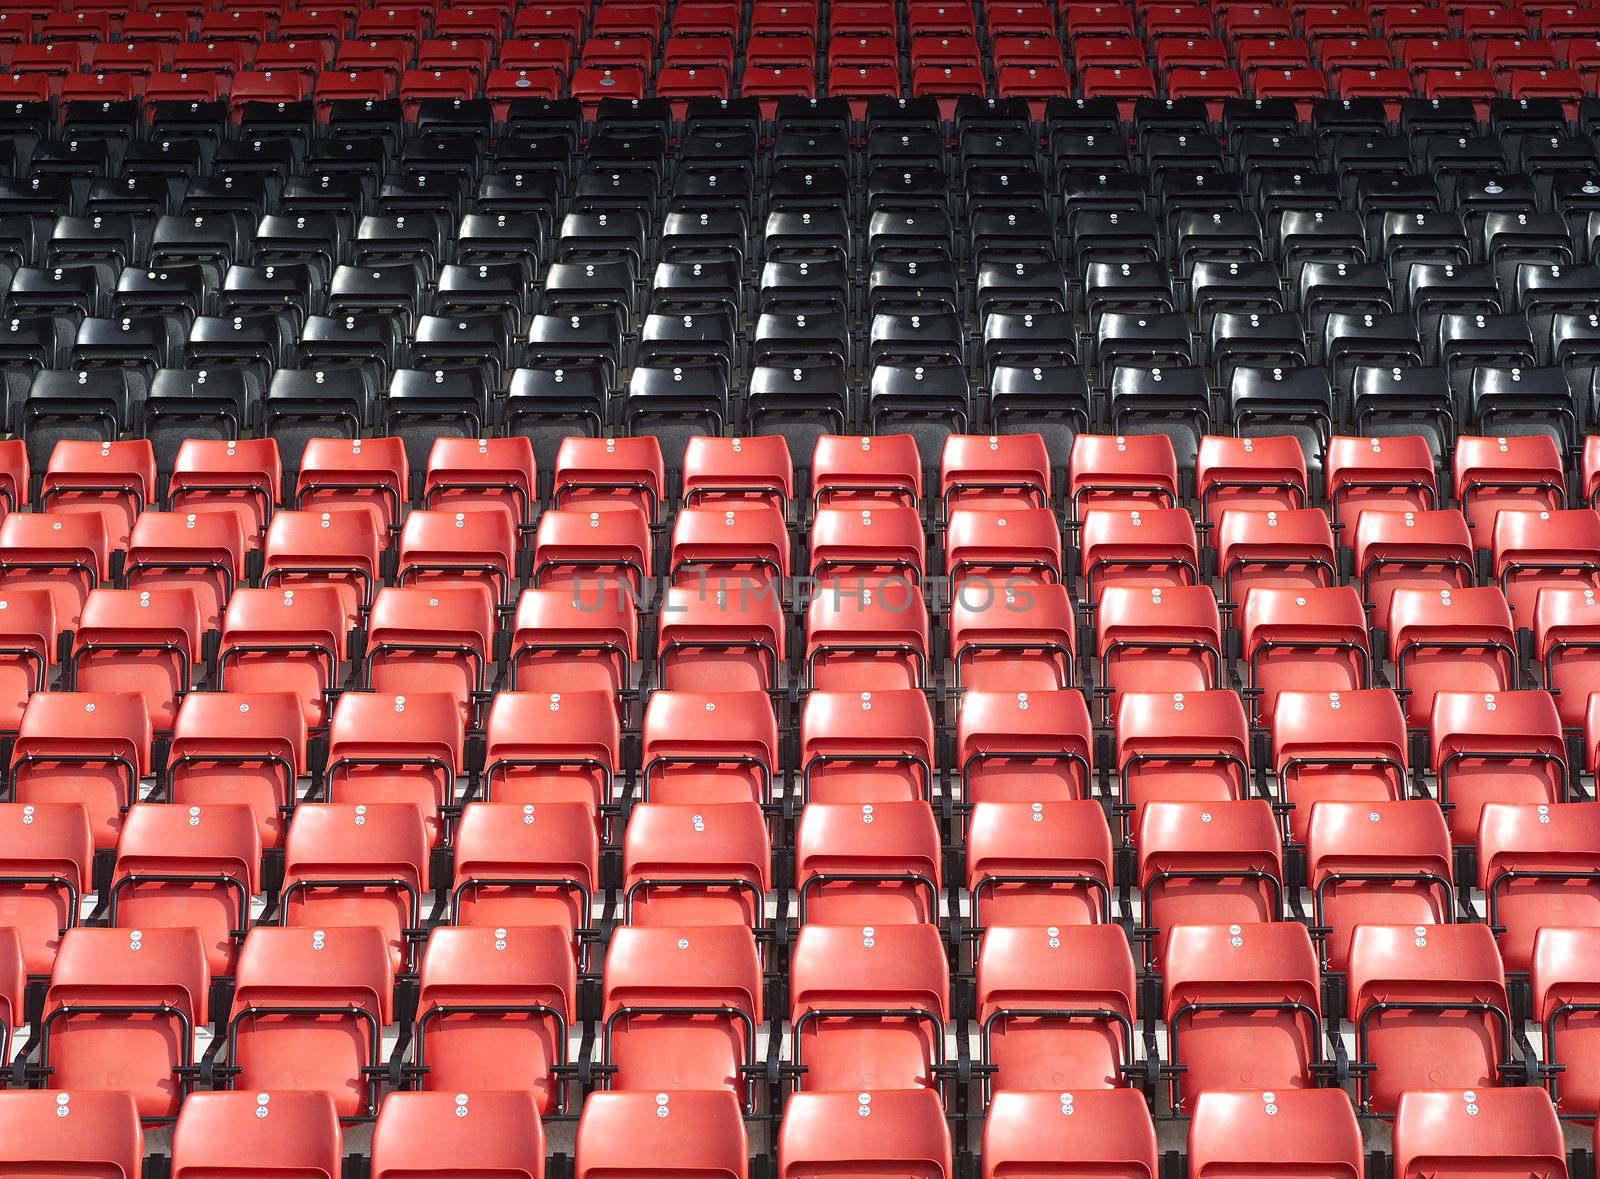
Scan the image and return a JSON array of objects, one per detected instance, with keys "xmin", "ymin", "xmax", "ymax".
[
  {"xmin": 789, "ymin": 920, "xmax": 948, "ymax": 1093},
  {"xmin": 11, "ymin": 690, "xmax": 151, "ymax": 850},
  {"xmin": 280, "ymin": 802, "xmax": 428, "ymax": 973},
  {"xmin": 164, "ymin": 691, "xmax": 307, "ymax": 851},
  {"xmin": 622, "ymin": 800, "xmax": 769, "ymax": 927},
  {"xmin": 779, "ymin": 1088, "xmax": 949, "ymax": 1179},
  {"xmin": 227, "ymin": 924, "xmax": 393, "ymax": 1118},
  {"xmin": 415, "ymin": 923, "xmax": 575, "ymax": 1112},
  {"xmin": 0, "ymin": 799, "xmax": 91, "ymax": 974},
  {"xmin": 577, "ymin": 1090, "xmax": 746, "ymax": 1179},
  {"xmin": 1347, "ymin": 922, "xmax": 1512, "ymax": 1113},
  {"xmin": 1115, "ymin": 690, "xmax": 1252, "ymax": 836},
  {"xmin": 1239, "ymin": 585, "xmax": 1370, "ymax": 722},
  {"xmin": 171, "ymin": 1091, "xmax": 342, "ymax": 1179},
  {"xmin": 372, "ymin": 1091, "xmax": 545, "ymax": 1179},
  {"xmin": 1430, "ymin": 689, "xmax": 1567, "ymax": 844},
  {"xmin": 601, "ymin": 922, "xmax": 761, "ymax": 1100},
  {"xmin": 1162, "ymin": 921, "xmax": 1324, "ymax": 1107},
  {"xmin": 108, "ymin": 801, "xmax": 258, "ymax": 977},
  {"xmin": 1477, "ymin": 801, "xmax": 1600, "ymax": 975},
  {"xmin": 976, "ymin": 922, "xmax": 1138, "ymax": 1097},
  {"xmin": 799, "ymin": 688, "xmax": 934, "ymax": 807},
  {"xmin": 1138, "ymin": 799, "xmax": 1283, "ymax": 969},
  {"xmin": 1272, "ymin": 688, "xmax": 1412, "ymax": 847},
  {"xmin": 0, "ymin": 1089, "xmax": 142, "ymax": 1176},
  {"xmin": 642, "ymin": 690, "xmax": 778, "ymax": 808},
  {"xmin": 40, "ymin": 926, "xmax": 208, "ymax": 1118},
  {"xmin": 1392, "ymin": 1088, "xmax": 1565, "ymax": 1179},
  {"xmin": 1188, "ymin": 1089, "xmax": 1363, "ymax": 1179},
  {"xmin": 983, "ymin": 1089, "xmax": 1157, "ymax": 1179},
  {"xmin": 1385, "ymin": 589, "xmax": 1514, "ymax": 725},
  {"xmin": 482, "ymin": 689, "xmax": 619, "ymax": 816}
]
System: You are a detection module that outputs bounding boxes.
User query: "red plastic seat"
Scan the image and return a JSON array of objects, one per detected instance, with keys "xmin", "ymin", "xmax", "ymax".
[
  {"xmin": 1195, "ymin": 434, "xmax": 1308, "ymax": 524},
  {"xmin": 622, "ymin": 801, "xmax": 770, "ymax": 927},
  {"xmin": 809, "ymin": 504, "xmax": 926, "ymax": 583},
  {"xmin": 1138, "ymin": 799, "xmax": 1283, "ymax": 969},
  {"xmin": 364, "ymin": 586, "xmax": 495, "ymax": 716},
  {"xmin": 415, "ymin": 924, "xmax": 575, "ymax": 1114},
  {"xmin": 110, "ymin": 802, "xmax": 258, "ymax": 977},
  {"xmin": 967, "ymin": 798, "xmax": 1113, "ymax": 928},
  {"xmin": 552, "ymin": 434, "xmax": 664, "ymax": 521},
  {"xmin": 800, "ymin": 688, "xmax": 935, "ymax": 805},
  {"xmin": 0, "ymin": 586, "xmax": 53, "ymax": 730},
  {"xmin": 956, "ymin": 688, "xmax": 1093, "ymax": 806},
  {"xmin": 1163, "ymin": 921, "xmax": 1323, "ymax": 1108},
  {"xmin": 42, "ymin": 926, "xmax": 208, "ymax": 1119},
  {"xmin": 1081, "ymin": 63, "xmax": 1159, "ymax": 110},
  {"xmin": 983, "ymin": 1089, "xmax": 1155, "ymax": 1178},
  {"xmin": 949, "ymin": 581, "xmax": 1073, "ymax": 691},
  {"xmin": 1477, "ymin": 801, "xmax": 1600, "ymax": 974},
  {"xmin": 422, "ymin": 435, "xmax": 536, "ymax": 528},
  {"xmin": 1388, "ymin": 586, "xmax": 1517, "ymax": 727},
  {"xmin": 780, "ymin": 1088, "xmax": 948, "ymax": 1179},
  {"xmin": 682, "ymin": 434, "xmax": 793, "ymax": 511},
  {"xmin": 227, "ymin": 924, "xmax": 392, "ymax": 1118},
  {"xmin": 1307, "ymin": 798, "xmax": 1452, "ymax": 972},
  {"xmin": 1347, "ymin": 922, "xmax": 1511, "ymax": 1113},
  {"xmin": 70, "ymin": 587, "xmax": 202, "ymax": 730},
  {"xmin": 656, "ymin": 583, "xmax": 785, "ymax": 693},
  {"xmin": 1320, "ymin": 434, "xmax": 1438, "ymax": 530},
  {"xmin": 789, "ymin": 921, "xmax": 948, "ymax": 1092},
  {"xmin": 12, "ymin": 691, "xmax": 151, "ymax": 850},
  {"xmin": 41, "ymin": 438, "xmax": 157, "ymax": 551},
  {"xmin": 1455, "ymin": 434, "xmax": 1566, "ymax": 547},
  {"xmin": 1068, "ymin": 433, "xmax": 1180, "ymax": 521},
  {"xmin": 1240, "ymin": 584, "xmax": 1370, "ymax": 721},
  {"xmin": 1394, "ymin": 1088, "xmax": 1564, "ymax": 1179},
  {"xmin": 641, "ymin": 690, "xmax": 777, "ymax": 807},
  {"xmin": 325, "ymin": 691, "xmax": 464, "ymax": 845},
  {"xmin": 976, "ymin": 923, "xmax": 1137, "ymax": 1096},
  {"xmin": 1494, "ymin": 507, "xmax": 1600, "ymax": 624},
  {"xmin": 172, "ymin": 1090, "xmax": 341, "ymax": 1179},
  {"xmin": 123, "ymin": 510, "xmax": 245, "ymax": 633},
  {"xmin": 509, "ymin": 586, "xmax": 636, "ymax": 700},
  {"xmin": 670, "ymin": 504, "xmax": 789, "ymax": 590},
  {"xmin": 804, "ymin": 579, "xmax": 927, "ymax": 692},
  {"xmin": 940, "ymin": 432, "xmax": 1051, "ymax": 510},
  {"xmin": 396, "ymin": 508, "xmax": 517, "ymax": 608},
  {"xmin": 1096, "ymin": 585, "xmax": 1222, "ymax": 718},
  {"xmin": 1532, "ymin": 925, "xmax": 1600, "ymax": 1116},
  {"xmin": 1352, "ymin": 507, "xmax": 1475, "ymax": 619},
  {"xmin": 451, "ymin": 800, "xmax": 596, "ymax": 945},
  {"xmin": 1115, "ymin": 690, "xmax": 1252, "ymax": 836},
  {"xmin": 1533, "ymin": 586, "xmax": 1600, "ymax": 728},
  {"xmin": 0, "ymin": 800, "xmax": 91, "ymax": 974},
  {"xmin": 1273, "ymin": 689, "xmax": 1412, "ymax": 848},
  {"xmin": 1430, "ymin": 689, "xmax": 1566, "ymax": 844},
  {"xmin": 795, "ymin": 799, "xmax": 941, "ymax": 925},
  {"xmin": 280, "ymin": 802, "xmax": 428, "ymax": 974},
  {"xmin": 482, "ymin": 689, "xmax": 617, "ymax": 816},
  {"xmin": 811, "ymin": 433, "xmax": 921, "ymax": 508},
  {"xmin": 1079, "ymin": 507, "xmax": 1199, "ymax": 607},
  {"xmin": 217, "ymin": 586, "xmax": 348, "ymax": 731},
  {"xmin": 1206, "ymin": 482, "xmax": 1325, "ymax": 582},
  {"xmin": 0, "ymin": 510, "xmax": 111, "ymax": 630},
  {"xmin": 261, "ymin": 507, "xmax": 384, "ymax": 632},
  {"xmin": 371, "ymin": 1092, "xmax": 544, "ymax": 1178},
  {"xmin": 944, "ymin": 507, "xmax": 1063, "ymax": 588},
  {"xmin": 577, "ymin": 1090, "xmax": 746, "ymax": 1179},
  {"xmin": 0, "ymin": 1089, "xmax": 142, "ymax": 1177},
  {"xmin": 165, "ymin": 691, "xmax": 305, "ymax": 852},
  {"xmin": 1188, "ymin": 1089, "xmax": 1363, "ymax": 1179},
  {"xmin": 532, "ymin": 506, "xmax": 652, "ymax": 594},
  {"xmin": 601, "ymin": 922, "xmax": 761, "ymax": 1100}
]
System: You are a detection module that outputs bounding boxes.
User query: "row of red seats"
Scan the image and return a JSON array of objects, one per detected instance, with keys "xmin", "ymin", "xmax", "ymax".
[
  {"xmin": 2, "ymin": 1085, "xmax": 1572, "ymax": 1178},
  {"xmin": 6, "ymin": 56, "xmax": 1582, "ymax": 118}
]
